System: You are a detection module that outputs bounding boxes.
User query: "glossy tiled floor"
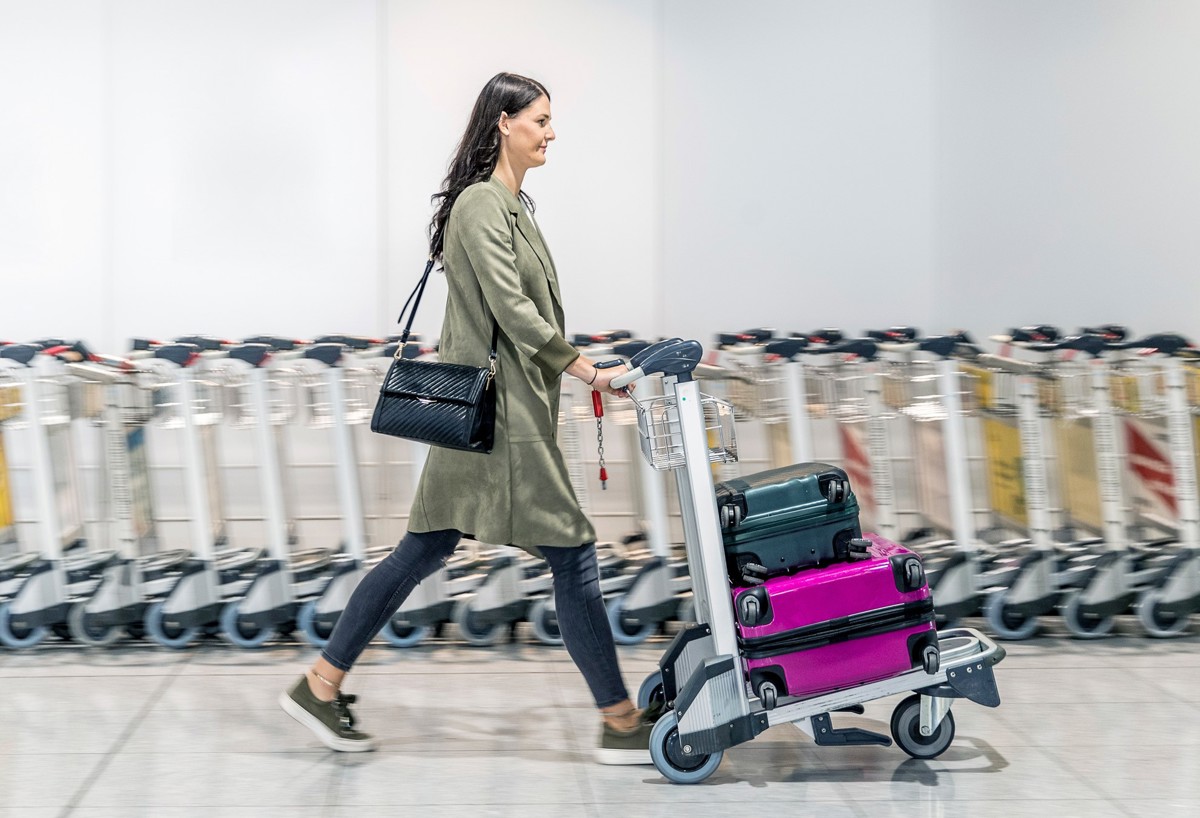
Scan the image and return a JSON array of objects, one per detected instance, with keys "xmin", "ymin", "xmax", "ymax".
[{"xmin": 2, "ymin": 618, "xmax": 1198, "ymax": 818}]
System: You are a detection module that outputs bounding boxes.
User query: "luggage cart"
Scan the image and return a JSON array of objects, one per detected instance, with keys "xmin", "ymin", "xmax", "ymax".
[
  {"xmin": 973, "ymin": 332, "xmax": 1107, "ymax": 639},
  {"xmin": 1120, "ymin": 334, "xmax": 1200, "ymax": 636},
  {"xmin": 136, "ymin": 344, "xmax": 263, "ymax": 648},
  {"xmin": 1022, "ymin": 333, "xmax": 1181, "ymax": 637},
  {"xmin": 214, "ymin": 344, "xmax": 333, "ymax": 647},
  {"xmin": 887, "ymin": 334, "xmax": 997, "ymax": 624},
  {"xmin": 0, "ymin": 373, "xmax": 21, "ymax": 559},
  {"xmin": 610, "ymin": 339, "xmax": 1006, "ymax": 785},
  {"xmin": 62, "ymin": 356, "xmax": 191, "ymax": 645},
  {"xmin": 800, "ymin": 337, "xmax": 921, "ymax": 543},
  {"xmin": 0, "ymin": 344, "xmax": 95, "ymax": 648},
  {"xmin": 297, "ymin": 342, "xmax": 466, "ymax": 649}
]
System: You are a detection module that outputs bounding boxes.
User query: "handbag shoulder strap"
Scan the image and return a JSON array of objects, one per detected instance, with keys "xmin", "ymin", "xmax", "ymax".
[{"xmin": 396, "ymin": 257, "xmax": 499, "ymax": 361}]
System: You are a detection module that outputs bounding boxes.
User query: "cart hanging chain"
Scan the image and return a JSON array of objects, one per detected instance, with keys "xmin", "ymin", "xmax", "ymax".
[{"xmin": 592, "ymin": 389, "xmax": 607, "ymax": 489}]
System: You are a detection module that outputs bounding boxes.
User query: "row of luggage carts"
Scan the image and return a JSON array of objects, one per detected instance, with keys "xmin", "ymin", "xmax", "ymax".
[
  {"xmin": 2, "ymin": 324, "xmax": 1197, "ymax": 654},
  {"xmin": 0, "ymin": 333, "xmax": 699, "ymax": 651},
  {"xmin": 703, "ymin": 325, "xmax": 1200, "ymax": 640}
]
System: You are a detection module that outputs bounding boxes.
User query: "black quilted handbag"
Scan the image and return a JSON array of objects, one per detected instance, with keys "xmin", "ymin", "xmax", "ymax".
[{"xmin": 370, "ymin": 258, "xmax": 499, "ymax": 453}]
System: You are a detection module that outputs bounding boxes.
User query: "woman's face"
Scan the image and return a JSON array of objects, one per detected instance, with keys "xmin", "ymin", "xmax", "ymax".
[{"xmin": 500, "ymin": 95, "xmax": 555, "ymax": 171}]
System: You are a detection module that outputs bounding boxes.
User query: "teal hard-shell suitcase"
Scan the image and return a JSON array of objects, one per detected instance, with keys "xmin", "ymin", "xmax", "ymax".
[{"xmin": 716, "ymin": 462, "xmax": 862, "ymax": 580}]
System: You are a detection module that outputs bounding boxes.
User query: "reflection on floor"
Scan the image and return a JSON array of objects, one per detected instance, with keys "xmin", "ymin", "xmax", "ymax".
[{"xmin": 1, "ymin": 618, "xmax": 1198, "ymax": 818}]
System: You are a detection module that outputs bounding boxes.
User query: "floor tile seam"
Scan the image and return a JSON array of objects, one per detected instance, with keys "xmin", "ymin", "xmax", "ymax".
[
  {"xmin": 60, "ymin": 657, "xmax": 191, "ymax": 814},
  {"xmin": 1037, "ymin": 744, "xmax": 1133, "ymax": 811},
  {"xmin": 548, "ymin": 671, "xmax": 597, "ymax": 806}
]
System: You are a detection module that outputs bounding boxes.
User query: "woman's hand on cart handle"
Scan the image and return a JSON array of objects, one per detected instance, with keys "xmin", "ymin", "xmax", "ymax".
[
  {"xmin": 593, "ymin": 359, "xmax": 633, "ymax": 397},
  {"xmin": 609, "ymin": 366, "xmax": 643, "ymax": 390}
]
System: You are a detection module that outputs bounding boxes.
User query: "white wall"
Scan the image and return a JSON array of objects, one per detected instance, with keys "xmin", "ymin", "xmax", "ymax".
[
  {"xmin": 4, "ymin": 1, "xmax": 1200, "ymax": 350},
  {"xmin": 933, "ymin": 0, "xmax": 1200, "ymax": 339},
  {"xmin": 385, "ymin": 0, "xmax": 659, "ymax": 342},
  {"xmin": 0, "ymin": 1, "xmax": 108, "ymax": 345},
  {"xmin": 660, "ymin": 0, "xmax": 936, "ymax": 344}
]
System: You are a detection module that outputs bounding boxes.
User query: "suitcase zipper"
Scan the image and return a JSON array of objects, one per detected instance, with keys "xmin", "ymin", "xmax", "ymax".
[{"xmin": 739, "ymin": 598, "xmax": 935, "ymax": 660}]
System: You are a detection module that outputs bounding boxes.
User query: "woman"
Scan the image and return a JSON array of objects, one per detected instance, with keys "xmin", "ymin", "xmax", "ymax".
[{"xmin": 280, "ymin": 72, "xmax": 655, "ymax": 765}]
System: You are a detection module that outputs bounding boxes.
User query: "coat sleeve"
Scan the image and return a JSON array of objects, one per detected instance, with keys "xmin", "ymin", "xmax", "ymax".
[{"xmin": 453, "ymin": 186, "xmax": 579, "ymax": 378}]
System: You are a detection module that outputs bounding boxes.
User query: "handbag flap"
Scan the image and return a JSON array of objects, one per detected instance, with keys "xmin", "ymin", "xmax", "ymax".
[{"xmin": 380, "ymin": 358, "xmax": 490, "ymax": 405}]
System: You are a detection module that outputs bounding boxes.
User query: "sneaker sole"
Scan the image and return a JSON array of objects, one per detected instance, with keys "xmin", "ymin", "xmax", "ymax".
[
  {"xmin": 594, "ymin": 746, "xmax": 653, "ymax": 765},
  {"xmin": 278, "ymin": 691, "xmax": 377, "ymax": 753}
]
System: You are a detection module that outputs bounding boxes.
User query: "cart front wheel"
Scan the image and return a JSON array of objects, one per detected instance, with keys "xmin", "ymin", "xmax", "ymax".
[
  {"xmin": 649, "ymin": 712, "xmax": 723, "ymax": 784},
  {"xmin": 890, "ymin": 694, "xmax": 955, "ymax": 760}
]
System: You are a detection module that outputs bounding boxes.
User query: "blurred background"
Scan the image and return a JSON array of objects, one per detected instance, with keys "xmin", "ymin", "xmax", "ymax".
[{"xmin": 4, "ymin": 0, "xmax": 1200, "ymax": 350}]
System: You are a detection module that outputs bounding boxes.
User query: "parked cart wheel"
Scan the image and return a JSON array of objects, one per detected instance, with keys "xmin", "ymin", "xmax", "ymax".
[
  {"xmin": 144, "ymin": 601, "xmax": 202, "ymax": 649},
  {"xmin": 637, "ymin": 671, "xmax": 666, "ymax": 710},
  {"xmin": 1135, "ymin": 589, "xmax": 1191, "ymax": 638},
  {"xmin": 219, "ymin": 600, "xmax": 277, "ymax": 648},
  {"xmin": 528, "ymin": 596, "xmax": 563, "ymax": 646},
  {"xmin": 297, "ymin": 599, "xmax": 335, "ymax": 648},
  {"xmin": 649, "ymin": 711, "xmax": 723, "ymax": 784},
  {"xmin": 1060, "ymin": 590, "xmax": 1116, "ymax": 639},
  {"xmin": 452, "ymin": 597, "xmax": 501, "ymax": 647},
  {"xmin": 67, "ymin": 602, "xmax": 124, "ymax": 647},
  {"xmin": 982, "ymin": 589, "xmax": 1039, "ymax": 641},
  {"xmin": 890, "ymin": 694, "xmax": 955, "ymax": 760},
  {"xmin": 0, "ymin": 601, "xmax": 49, "ymax": 649},
  {"xmin": 381, "ymin": 618, "xmax": 432, "ymax": 648},
  {"xmin": 606, "ymin": 594, "xmax": 655, "ymax": 645}
]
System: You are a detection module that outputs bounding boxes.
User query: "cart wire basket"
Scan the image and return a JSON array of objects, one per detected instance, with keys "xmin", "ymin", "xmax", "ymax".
[{"xmin": 632, "ymin": 390, "xmax": 738, "ymax": 471}]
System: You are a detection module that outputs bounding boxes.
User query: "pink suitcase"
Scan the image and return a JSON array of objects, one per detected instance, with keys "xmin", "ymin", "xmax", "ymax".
[{"xmin": 731, "ymin": 533, "xmax": 939, "ymax": 705}]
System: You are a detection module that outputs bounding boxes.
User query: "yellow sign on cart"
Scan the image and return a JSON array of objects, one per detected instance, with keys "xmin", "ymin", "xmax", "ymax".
[
  {"xmin": 983, "ymin": 415, "xmax": 1026, "ymax": 526},
  {"xmin": 0, "ymin": 436, "xmax": 14, "ymax": 532}
]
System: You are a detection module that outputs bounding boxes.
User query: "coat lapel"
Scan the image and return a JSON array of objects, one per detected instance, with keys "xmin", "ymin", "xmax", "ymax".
[{"xmin": 488, "ymin": 176, "xmax": 563, "ymax": 310}]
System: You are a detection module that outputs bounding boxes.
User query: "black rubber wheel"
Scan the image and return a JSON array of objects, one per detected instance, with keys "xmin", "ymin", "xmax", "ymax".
[{"xmin": 890, "ymin": 694, "xmax": 955, "ymax": 760}]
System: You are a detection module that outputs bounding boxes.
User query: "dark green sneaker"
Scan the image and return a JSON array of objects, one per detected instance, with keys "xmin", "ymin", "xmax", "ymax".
[
  {"xmin": 595, "ymin": 710, "xmax": 655, "ymax": 765},
  {"xmin": 279, "ymin": 676, "xmax": 376, "ymax": 752}
]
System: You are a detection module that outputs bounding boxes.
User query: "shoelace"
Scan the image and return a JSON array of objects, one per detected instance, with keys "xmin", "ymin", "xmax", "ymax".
[{"xmin": 331, "ymin": 693, "xmax": 358, "ymax": 730}]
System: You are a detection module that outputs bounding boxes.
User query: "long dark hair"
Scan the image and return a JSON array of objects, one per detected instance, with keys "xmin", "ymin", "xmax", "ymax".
[{"xmin": 428, "ymin": 72, "xmax": 550, "ymax": 260}]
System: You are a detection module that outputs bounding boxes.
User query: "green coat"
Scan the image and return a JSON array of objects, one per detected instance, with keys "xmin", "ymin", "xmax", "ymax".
[{"xmin": 408, "ymin": 175, "xmax": 595, "ymax": 552}]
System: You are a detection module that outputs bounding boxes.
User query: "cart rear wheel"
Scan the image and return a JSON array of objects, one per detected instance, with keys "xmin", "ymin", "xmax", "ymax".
[
  {"xmin": 983, "ymin": 589, "xmax": 1039, "ymax": 640},
  {"xmin": 68, "ymin": 602, "xmax": 123, "ymax": 647},
  {"xmin": 144, "ymin": 601, "xmax": 202, "ymax": 649},
  {"xmin": 0, "ymin": 601, "xmax": 49, "ymax": 649},
  {"xmin": 452, "ymin": 597, "xmax": 501, "ymax": 647},
  {"xmin": 890, "ymin": 694, "xmax": 955, "ymax": 760},
  {"xmin": 637, "ymin": 671, "xmax": 666, "ymax": 710},
  {"xmin": 297, "ymin": 599, "xmax": 336, "ymax": 648},
  {"xmin": 1135, "ymin": 589, "xmax": 1191, "ymax": 638},
  {"xmin": 649, "ymin": 712, "xmax": 723, "ymax": 784},
  {"xmin": 606, "ymin": 594, "xmax": 655, "ymax": 645},
  {"xmin": 1061, "ymin": 590, "xmax": 1116, "ymax": 639},
  {"xmin": 219, "ymin": 600, "xmax": 276, "ymax": 648},
  {"xmin": 381, "ymin": 618, "xmax": 432, "ymax": 648},
  {"xmin": 528, "ymin": 596, "xmax": 563, "ymax": 646}
]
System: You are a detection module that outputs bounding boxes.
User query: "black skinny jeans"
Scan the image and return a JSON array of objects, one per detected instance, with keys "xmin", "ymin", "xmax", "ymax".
[{"xmin": 320, "ymin": 529, "xmax": 630, "ymax": 709}]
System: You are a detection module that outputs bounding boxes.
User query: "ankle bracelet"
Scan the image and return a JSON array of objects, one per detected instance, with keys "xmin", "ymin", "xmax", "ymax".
[{"xmin": 311, "ymin": 670, "xmax": 340, "ymax": 692}]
